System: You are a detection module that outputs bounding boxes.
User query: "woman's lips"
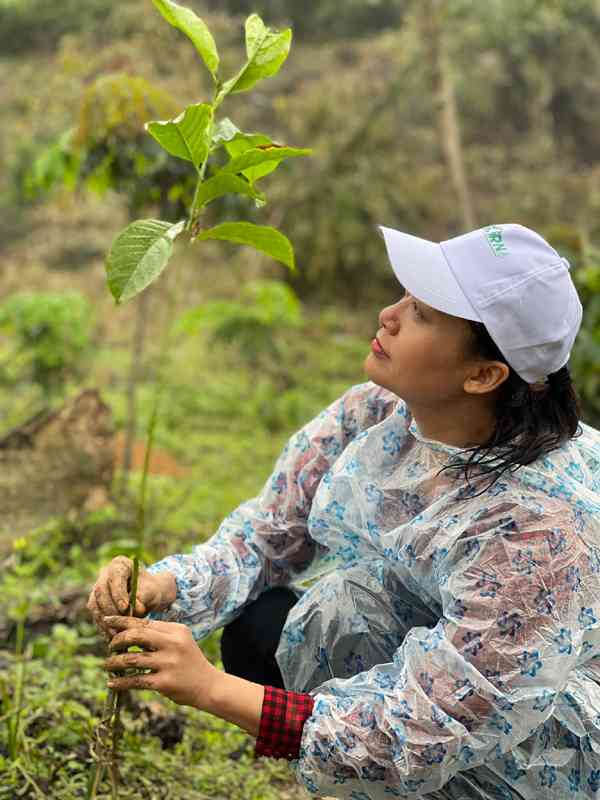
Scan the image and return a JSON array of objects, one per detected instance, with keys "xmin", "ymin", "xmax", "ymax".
[{"xmin": 371, "ymin": 337, "xmax": 389, "ymax": 358}]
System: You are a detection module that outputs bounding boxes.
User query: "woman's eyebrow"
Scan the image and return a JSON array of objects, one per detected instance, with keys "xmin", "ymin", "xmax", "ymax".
[
  {"xmin": 404, "ymin": 291, "xmax": 434, "ymax": 317},
  {"xmin": 414, "ymin": 298, "xmax": 431, "ymax": 315}
]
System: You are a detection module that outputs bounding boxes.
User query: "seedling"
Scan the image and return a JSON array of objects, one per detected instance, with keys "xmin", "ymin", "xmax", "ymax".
[{"xmin": 88, "ymin": 1, "xmax": 311, "ymax": 796}]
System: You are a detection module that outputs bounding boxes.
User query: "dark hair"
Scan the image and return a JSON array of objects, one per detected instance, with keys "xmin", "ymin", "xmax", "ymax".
[{"xmin": 434, "ymin": 320, "xmax": 584, "ymax": 498}]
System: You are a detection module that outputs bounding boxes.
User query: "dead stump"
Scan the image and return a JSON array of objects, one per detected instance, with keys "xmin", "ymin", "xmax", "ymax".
[{"xmin": 0, "ymin": 389, "xmax": 114, "ymax": 549}]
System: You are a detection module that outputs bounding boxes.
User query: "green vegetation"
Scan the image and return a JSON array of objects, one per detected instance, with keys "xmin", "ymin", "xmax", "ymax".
[
  {"xmin": 0, "ymin": 300, "xmax": 367, "ymax": 797},
  {"xmin": 1, "ymin": 0, "xmax": 599, "ymax": 796},
  {"xmin": 0, "ymin": 291, "xmax": 94, "ymax": 401}
]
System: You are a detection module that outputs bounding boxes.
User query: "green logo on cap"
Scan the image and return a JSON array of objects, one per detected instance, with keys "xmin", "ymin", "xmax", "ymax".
[{"xmin": 484, "ymin": 225, "xmax": 509, "ymax": 257}]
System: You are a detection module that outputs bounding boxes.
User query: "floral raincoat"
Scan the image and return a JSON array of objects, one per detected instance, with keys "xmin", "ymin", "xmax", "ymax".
[{"xmin": 148, "ymin": 381, "xmax": 600, "ymax": 799}]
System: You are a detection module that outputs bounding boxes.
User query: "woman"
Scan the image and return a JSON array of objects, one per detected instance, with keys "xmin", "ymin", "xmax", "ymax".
[{"xmin": 88, "ymin": 223, "xmax": 600, "ymax": 800}]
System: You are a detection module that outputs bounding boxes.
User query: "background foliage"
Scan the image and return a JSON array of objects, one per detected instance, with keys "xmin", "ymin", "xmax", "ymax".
[{"xmin": 1, "ymin": 0, "xmax": 599, "ymax": 796}]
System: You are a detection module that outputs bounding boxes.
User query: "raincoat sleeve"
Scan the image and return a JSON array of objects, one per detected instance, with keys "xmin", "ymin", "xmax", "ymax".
[
  {"xmin": 145, "ymin": 381, "xmax": 396, "ymax": 640},
  {"xmin": 293, "ymin": 512, "xmax": 592, "ymax": 798}
]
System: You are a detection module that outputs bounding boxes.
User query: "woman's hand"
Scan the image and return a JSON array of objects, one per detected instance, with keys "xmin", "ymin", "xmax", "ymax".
[
  {"xmin": 87, "ymin": 557, "xmax": 177, "ymax": 639},
  {"xmin": 102, "ymin": 616, "xmax": 220, "ymax": 711}
]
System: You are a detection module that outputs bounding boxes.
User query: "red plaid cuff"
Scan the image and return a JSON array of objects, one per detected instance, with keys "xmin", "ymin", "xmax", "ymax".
[{"xmin": 255, "ymin": 685, "xmax": 314, "ymax": 760}]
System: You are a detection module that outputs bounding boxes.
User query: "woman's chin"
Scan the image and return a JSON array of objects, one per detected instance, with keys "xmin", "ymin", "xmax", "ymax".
[
  {"xmin": 364, "ymin": 351, "xmax": 388, "ymax": 369},
  {"xmin": 364, "ymin": 353, "xmax": 389, "ymax": 382}
]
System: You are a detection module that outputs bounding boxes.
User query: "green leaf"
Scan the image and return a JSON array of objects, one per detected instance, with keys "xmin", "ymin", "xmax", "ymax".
[
  {"xmin": 106, "ymin": 219, "xmax": 186, "ymax": 304},
  {"xmin": 195, "ymin": 222, "xmax": 295, "ymax": 272},
  {"xmin": 215, "ymin": 14, "xmax": 291, "ymax": 103},
  {"xmin": 151, "ymin": 0, "xmax": 219, "ymax": 80},
  {"xmin": 145, "ymin": 103, "xmax": 213, "ymax": 168},
  {"xmin": 211, "ymin": 118, "xmax": 241, "ymax": 147},
  {"xmin": 219, "ymin": 144, "xmax": 312, "ymax": 185},
  {"xmin": 245, "ymin": 13, "xmax": 267, "ymax": 59},
  {"xmin": 236, "ymin": 14, "xmax": 291, "ymax": 92},
  {"xmin": 224, "ymin": 133, "xmax": 271, "ymax": 158},
  {"xmin": 224, "ymin": 132, "xmax": 272, "ymax": 180},
  {"xmin": 194, "ymin": 174, "xmax": 265, "ymax": 207}
]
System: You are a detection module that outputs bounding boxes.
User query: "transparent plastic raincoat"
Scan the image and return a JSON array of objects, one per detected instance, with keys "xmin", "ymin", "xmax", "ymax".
[{"xmin": 148, "ymin": 380, "xmax": 600, "ymax": 799}]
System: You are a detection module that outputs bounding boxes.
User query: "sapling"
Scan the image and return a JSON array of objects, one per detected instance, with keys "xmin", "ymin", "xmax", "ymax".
[{"xmin": 87, "ymin": 1, "xmax": 311, "ymax": 796}]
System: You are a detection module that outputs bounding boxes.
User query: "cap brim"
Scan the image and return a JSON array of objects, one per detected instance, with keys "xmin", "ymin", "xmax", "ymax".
[{"xmin": 377, "ymin": 225, "xmax": 481, "ymax": 321}]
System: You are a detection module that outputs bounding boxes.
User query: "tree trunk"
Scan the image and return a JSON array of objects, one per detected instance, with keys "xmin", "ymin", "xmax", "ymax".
[{"xmin": 417, "ymin": 0, "xmax": 476, "ymax": 231}]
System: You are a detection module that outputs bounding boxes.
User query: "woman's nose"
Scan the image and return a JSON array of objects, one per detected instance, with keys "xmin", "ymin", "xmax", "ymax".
[{"xmin": 379, "ymin": 299, "xmax": 404, "ymax": 329}]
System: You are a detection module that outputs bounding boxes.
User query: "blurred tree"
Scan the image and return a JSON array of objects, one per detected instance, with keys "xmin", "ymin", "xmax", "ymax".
[
  {"xmin": 449, "ymin": 0, "xmax": 600, "ymax": 166},
  {"xmin": 0, "ymin": 0, "xmax": 114, "ymax": 55},
  {"xmin": 264, "ymin": 25, "xmax": 434, "ymax": 305},
  {"xmin": 71, "ymin": 73, "xmax": 194, "ymax": 221},
  {"xmin": 414, "ymin": 0, "xmax": 475, "ymax": 231},
  {"xmin": 202, "ymin": 0, "xmax": 408, "ymax": 40}
]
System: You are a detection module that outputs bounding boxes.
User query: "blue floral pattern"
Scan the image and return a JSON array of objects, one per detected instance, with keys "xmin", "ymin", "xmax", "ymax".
[{"xmin": 146, "ymin": 380, "xmax": 600, "ymax": 799}]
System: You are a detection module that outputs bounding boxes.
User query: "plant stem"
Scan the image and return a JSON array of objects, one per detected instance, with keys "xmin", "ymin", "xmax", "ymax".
[
  {"xmin": 86, "ymin": 764, "xmax": 103, "ymax": 800},
  {"xmin": 127, "ymin": 243, "xmax": 183, "ymax": 616},
  {"xmin": 86, "ymin": 264, "xmax": 182, "ymax": 800},
  {"xmin": 186, "ymin": 173, "xmax": 203, "ymax": 234},
  {"xmin": 86, "ymin": 688, "xmax": 114, "ymax": 799},
  {"xmin": 118, "ymin": 286, "xmax": 151, "ymax": 498},
  {"xmin": 187, "ymin": 99, "xmax": 215, "ymax": 236},
  {"xmin": 0, "ymin": 701, "xmax": 31, "ymax": 725},
  {"xmin": 8, "ymin": 616, "xmax": 26, "ymax": 761},
  {"xmin": 104, "ymin": 227, "xmax": 191, "ymax": 798},
  {"xmin": 127, "ymin": 367, "xmax": 162, "ymax": 617},
  {"xmin": 187, "ymin": 154, "xmax": 211, "ymax": 235}
]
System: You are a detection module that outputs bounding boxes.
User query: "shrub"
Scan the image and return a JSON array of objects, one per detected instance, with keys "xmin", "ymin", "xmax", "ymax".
[{"xmin": 0, "ymin": 291, "xmax": 94, "ymax": 400}]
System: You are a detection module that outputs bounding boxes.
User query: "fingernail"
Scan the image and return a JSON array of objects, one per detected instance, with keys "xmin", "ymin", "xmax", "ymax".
[{"xmin": 107, "ymin": 681, "xmax": 115, "ymax": 688}]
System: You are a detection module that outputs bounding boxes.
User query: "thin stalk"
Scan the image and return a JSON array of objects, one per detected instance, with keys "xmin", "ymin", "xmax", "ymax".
[
  {"xmin": 89, "ymin": 207, "xmax": 195, "ymax": 800},
  {"xmin": 118, "ymin": 288, "xmax": 151, "ymax": 498},
  {"xmin": 86, "ymin": 762, "xmax": 103, "ymax": 800},
  {"xmin": 186, "ymin": 172, "xmax": 203, "ymax": 234},
  {"xmin": 128, "ymin": 144, "xmax": 213, "ymax": 612},
  {"xmin": 186, "ymin": 94, "xmax": 215, "ymax": 236},
  {"xmin": 104, "ymin": 277, "xmax": 178, "ymax": 796},
  {"xmin": 86, "ymin": 327, "xmax": 171, "ymax": 800},
  {"xmin": 190, "ymin": 156, "xmax": 210, "ymax": 235},
  {"xmin": 0, "ymin": 701, "xmax": 32, "ymax": 724},
  {"xmin": 8, "ymin": 616, "xmax": 26, "ymax": 761},
  {"xmin": 86, "ymin": 688, "xmax": 116, "ymax": 798},
  {"xmin": 127, "ymin": 377, "xmax": 161, "ymax": 617}
]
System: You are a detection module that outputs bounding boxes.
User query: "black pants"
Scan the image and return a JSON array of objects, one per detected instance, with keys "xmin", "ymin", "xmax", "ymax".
[{"xmin": 220, "ymin": 587, "xmax": 299, "ymax": 689}]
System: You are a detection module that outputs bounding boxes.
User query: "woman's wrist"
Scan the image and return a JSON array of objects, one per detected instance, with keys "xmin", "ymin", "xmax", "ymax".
[
  {"xmin": 156, "ymin": 570, "xmax": 178, "ymax": 609},
  {"xmin": 205, "ymin": 670, "xmax": 264, "ymax": 737}
]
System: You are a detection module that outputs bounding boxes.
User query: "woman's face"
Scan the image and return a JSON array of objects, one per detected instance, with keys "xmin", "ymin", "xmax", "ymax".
[{"xmin": 364, "ymin": 290, "xmax": 484, "ymax": 407}]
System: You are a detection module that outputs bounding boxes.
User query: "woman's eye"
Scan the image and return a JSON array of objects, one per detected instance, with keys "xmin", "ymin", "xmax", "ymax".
[{"xmin": 412, "ymin": 301, "xmax": 422, "ymax": 318}]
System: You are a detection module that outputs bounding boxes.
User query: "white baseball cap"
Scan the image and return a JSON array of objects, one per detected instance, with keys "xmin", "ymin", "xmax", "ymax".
[{"xmin": 377, "ymin": 223, "xmax": 583, "ymax": 385}]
